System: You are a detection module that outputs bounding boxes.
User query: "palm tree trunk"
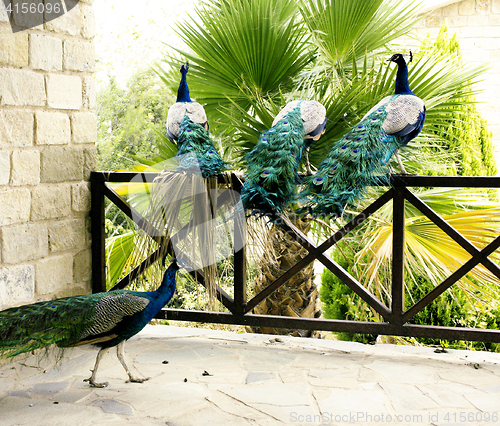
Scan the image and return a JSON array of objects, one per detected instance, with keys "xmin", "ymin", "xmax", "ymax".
[{"xmin": 249, "ymin": 215, "xmax": 321, "ymax": 338}]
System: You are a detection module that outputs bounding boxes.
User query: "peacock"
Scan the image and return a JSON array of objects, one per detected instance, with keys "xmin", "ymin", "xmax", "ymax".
[
  {"xmin": 166, "ymin": 62, "xmax": 208, "ymax": 142},
  {"xmin": 0, "ymin": 258, "xmax": 183, "ymax": 388},
  {"xmin": 301, "ymin": 52, "xmax": 426, "ymax": 218},
  {"xmin": 241, "ymin": 100, "xmax": 327, "ymax": 218},
  {"xmin": 166, "ymin": 62, "xmax": 226, "ymax": 178}
]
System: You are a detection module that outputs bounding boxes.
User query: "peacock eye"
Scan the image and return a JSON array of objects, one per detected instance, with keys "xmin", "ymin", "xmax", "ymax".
[
  {"xmin": 269, "ymin": 128, "xmax": 275, "ymax": 133},
  {"xmin": 291, "ymin": 152, "xmax": 296, "ymax": 157},
  {"xmin": 73, "ymin": 317, "xmax": 79, "ymax": 322},
  {"xmin": 282, "ymin": 132, "xmax": 287, "ymax": 136},
  {"xmin": 262, "ymin": 138, "xmax": 267, "ymax": 142},
  {"xmin": 208, "ymin": 149, "xmax": 215, "ymax": 154},
  {"xmin": 352, "ymin": 149, "xmax": 359, "ymax": 154},
  {"xmin": 340, "ymin": 145, "xmax": 347, "ymax": 150},
  {"xmin": 371, "ymin": 117, "xmax": 377, "ymax": 121},
  {"xmin": 187, "ymin": 144, "xmax": 192, "ymax": 148},
  {"xmin": 187, "ymin": 129, "xmax": 192, "ymax": 133},
  {"xmin": 331, "ymin": 165, "xmax": 338, "ymax": 173},
  {"xmin": 345, "ymin": 136, "xmax": 351, "ymax": 140},
  {"xmin": 313, "ymin": 176, "xmax": 324, "ymax": 185},
  {"xmin": 357, "ymin": 125, "xmax": 364, "ymax": 129},
  {"xmin": 293, "ymin": 130, "xmax": 299, "ymax": 134},
  {"xmin": 261, "ymin": 170, "xmax": 271, "ymax": 178},
  {"xmin": 377, "ymin": 109, "xmax": 383, "ymax": 112},
  {"xmin": 355, "ymin": 137, "xmax": 361, "ymax": 141}
]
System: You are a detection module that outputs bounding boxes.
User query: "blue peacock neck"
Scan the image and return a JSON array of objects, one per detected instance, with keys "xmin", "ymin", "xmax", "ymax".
[
  {"xmin": 177, "ymin": 69, "xmax": 191, "ymax": 102},
  {"xmin": 149, "ymin": 262, "xmax": 179, "ymax": 307},
  {"xmin": 394, "ymin": 60, "xmax": 413, "ymax": 95}
]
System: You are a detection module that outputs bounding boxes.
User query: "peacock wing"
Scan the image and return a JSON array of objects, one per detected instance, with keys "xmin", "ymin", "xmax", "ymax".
[
  {"xmin": 381, "ymin": 95, "xmax": 425, "ymax": 137},
  {"xmin": 74, "ymin": 291, "xmax": 150, "ymax": 345},
  {"xmin": 167, "ymin": 102, "xmax": 208, "ymax": 141}
]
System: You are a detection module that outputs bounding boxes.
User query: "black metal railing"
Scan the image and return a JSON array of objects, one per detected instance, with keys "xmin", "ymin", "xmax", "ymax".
[{"xmin": 90, "ymin": 171, "xmax": 500, "ymax": 343}]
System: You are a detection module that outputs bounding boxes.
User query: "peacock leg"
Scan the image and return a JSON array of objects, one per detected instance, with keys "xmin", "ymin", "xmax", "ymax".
[
  {"xmin": 84, "ymin": 347, "xmax": 110, "ymax": 388},
  {"xmin": 395, "ymin": 150, "xmax": 408, "ymax": 174},
  {"xmin": 304, "ymin": 150, "xmax": 313, "ymax": 175},
  {"xmin": 116, "ymin": 340, "xmax": 150, "ymax": 383}
]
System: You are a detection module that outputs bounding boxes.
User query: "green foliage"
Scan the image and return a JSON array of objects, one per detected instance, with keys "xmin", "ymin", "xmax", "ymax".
[
  {"xmin": 319, "ymin": 246, "xmax": 378, "ymax": 344},
  {"xmin": 421, "ymin": 23, "xmax": 497, "ymax": 177},
  {"xmin": 96, "ymin": 68, "xmax": 175, "ymax": 171}
]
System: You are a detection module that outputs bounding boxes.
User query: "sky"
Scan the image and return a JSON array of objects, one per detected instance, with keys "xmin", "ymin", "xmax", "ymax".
[{"xmin": 94, "ymin": 0, "xmax": 198, "ymax": 86}]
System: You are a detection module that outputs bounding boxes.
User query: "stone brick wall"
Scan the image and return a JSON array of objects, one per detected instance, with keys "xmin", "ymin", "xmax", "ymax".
[
  {"xmin": 401, "ymin": 0, "xmax": 500, "ymax": 174},
  {"xmin": 0, "ymin": 0, "xmax": 96, "ymax": 309}
]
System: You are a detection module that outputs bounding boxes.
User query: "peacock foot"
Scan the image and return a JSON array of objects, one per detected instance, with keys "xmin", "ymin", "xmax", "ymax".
[
  {"xmin": 83, "ymin": 377, "xmax": 109, "ymax": 388},
  {"xmin": 127, "ymin": 376, "xmax": 150, "ymax": 384}
]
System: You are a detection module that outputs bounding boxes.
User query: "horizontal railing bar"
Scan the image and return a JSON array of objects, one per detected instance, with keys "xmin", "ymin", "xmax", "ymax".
[
  {"xmin": 93, "ymin": 171, "xmax": 500, "ymax": 188},
  {"xmin": 158, "ymin": 309, "xmax": 500, "ymax": 343},
  {"xmin": 391, "ymin": 175, "xmax": 500, "ymax": 188}
]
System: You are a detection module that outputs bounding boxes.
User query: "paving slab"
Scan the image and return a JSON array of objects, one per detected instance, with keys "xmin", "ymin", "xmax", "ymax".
[{"xmin": 0, "ymin": 324, "xmax": 499, "ymax": 425}]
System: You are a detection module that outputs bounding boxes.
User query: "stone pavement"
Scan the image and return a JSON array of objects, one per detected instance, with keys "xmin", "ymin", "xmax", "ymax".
[{"xmin": 1, "ymin": 325, "xmax": 499, "ymax": 426}]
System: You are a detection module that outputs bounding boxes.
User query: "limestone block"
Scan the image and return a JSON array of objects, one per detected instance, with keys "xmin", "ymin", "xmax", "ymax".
[
  {"xmin": 83, "ymin": 146, "xmax": 96, "ymax": 179},
  {"xmin": 72, "ymin": 182, "xmax": 91, "ymax": 212},
  {"xmin": 31, "ymin": 184, "xmax": 71, "ymax": 220},
  {"xmin": 425, "ymin": 10, "xmax": 443, "ymax": 27},
  {"xmin": 35, "ymin": 111, "xmax": 71, "ymax": 145},
  {"xmin": 2, "ymin": 222, "xmax": 48, "ymax": 263},
  {"xmin": 484, "ymin": 26, "xmax": 500, "ymax": 37},
  {"xmin": 447, "ymin": 16, "xmax": 468, "ymax": 26},
  {"xmin": 80, "ymin": 3, "xmax": 95, "ymax": 38},
  {"xmin": 0, "ymin": 187, "xmax": 31, "ymax": 226},
  {"xmin": 82, "ymin": 75, "xmax": 96, "ymax": 110},
  {"xmin": 46, "ymin": 73, "xmax": 82, "ymax": 110},
  {"xmin": 11, "ymin": 150, "xmax": 40, "ymax": 186},
  {"xmin": 490, "ymin": 14, "xmax": 500, "ymax": 24},
  {"xmin": 0, "ymin": 110, "xmax": 34, "ymax": 148},
  {"xmin": 0, "ymin": 151, "xmax": 10, "ymax": 185},
  {"xmin": 0, "ymin": 265, "xmax": 35, "ymax": 309},
  {"xmin": 468, "ymin": 15, "xmax": 490, "ymax": 26},
  {"xmin": 0, "ymin": 1, "xmax": 10, "ymax": 22},
  {"xmin": 476, "ymin": 0, "xmax": 490, "ymax": 15},
  {"xmin": 71, "ymin": 112, "xmax": 97, "ymax": 143},
  {"xmin": 74, "ymin": 249, "xmax": 91, "ymax": 283},
  {"xmin": 442, "ymin": 2, "xmax": 459, "ymax": 15},
  {"xmin": 0, "ymin": 68, "xmax": 46, "ymax": 106},
  {"xmin": 49, "ymin": 218, "xmax": 86, "ymax": 252},
  {"xmin": 493, "ymin": 0, "xmax": 500, "ymax": 13},
  {"xmin": 0, "ymin": 25, "xmax": 28, "ymax": 67},
  {"xmin": 458, "ymin": 27, "xmax": 484, "ymax": 38},
  {"xmin": 35, "ymin": 254, "xmax": 73, "ymax": 295},
  {"xmin": 45, "ymin": 0, "xmax": 81, "ymax": 36},
  {"xmin": 29, "ymin": 33, "xmax": 62, "ymax": 71},
  {"xmin": 41, "ymin": 146, "xmax": 84, "ymax": 183},
  {"xmin": 64, "ymin": 40, "xmax": 95, "ymax": 72},
  {"xmin": 12, "ymin": 0, "xmax": 44, "ymax": 30},
  {"xmin": 459, "ymin": 0, "xmax": 475, "ymax": 15}
]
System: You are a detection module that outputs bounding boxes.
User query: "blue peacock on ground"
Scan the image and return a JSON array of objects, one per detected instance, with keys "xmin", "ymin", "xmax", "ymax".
[
  {"xmin": 301, "ymin": 53, "xmax": 426, "ymax": 218},
  {"xmin": 166, "ymin": 62, "xmax": 226, "ymax": 178},
  {"xmin": 241, "ymin": 100, "xmax": 327, "ymax": 218},
  {"xmin": 0, "ymin": 259, "xmax": 183, "ymax": 388}
]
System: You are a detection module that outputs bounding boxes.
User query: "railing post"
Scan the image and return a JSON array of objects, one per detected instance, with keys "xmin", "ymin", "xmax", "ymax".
[
  {"xmin": 90, "ymin": 172, "xmax": 107, "ymax": 293},
  {"xmin": 391, "ymin": 180, "xmax": 405, "ymax": 324},
  {"xmin": 231, "ymin": 174, "xmax": 247, "ymax": 315}
]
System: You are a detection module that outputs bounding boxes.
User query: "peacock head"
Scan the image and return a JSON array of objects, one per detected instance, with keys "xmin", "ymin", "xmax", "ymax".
[
  {"xmin": 180, "ymin": 62, "xmax": 189, "ymax": 75},
  {"xmin": 387, "ymin": 52, "xmax": 412, "ymax": 65}
]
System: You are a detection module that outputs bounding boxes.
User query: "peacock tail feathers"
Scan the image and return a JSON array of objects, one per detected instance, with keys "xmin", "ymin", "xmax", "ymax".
[
  {"xmin": 176, "ymin": 114, "xmax": 227, "ymax": 178},
  {"xmin": 0, "ymin": 290, "xmax": 152, "ymax": 358},
  {"xmin": 241, "ymin": 105, "xmax": 307, "ymax": 217},
  {"xmin": 300, "ymin": 100, "xmax": 402, "ymax": 218}
]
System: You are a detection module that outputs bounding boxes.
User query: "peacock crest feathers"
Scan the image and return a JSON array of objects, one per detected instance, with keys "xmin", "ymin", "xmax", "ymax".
[
  {"xmin": 241, "ymin": 105, "xmax": 307, "ymax": 217},
  {"xmin": 175, "ymin": 114, "xmax": 227, "ymax": 178}
]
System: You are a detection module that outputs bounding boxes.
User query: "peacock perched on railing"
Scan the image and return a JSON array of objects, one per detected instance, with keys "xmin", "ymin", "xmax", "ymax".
[
  {"xmin": 166, "ymin": 62, "xmax": 226, "ymax": 178},
  {"xmin": 241, "ymin": 100, "xmax": 327, "ymax": 218},
  {"xmin": 0, "ymin": 259, "xmax": 183, "ymax": 388},
  {"xmin": 301, "ymin": 53, "xmax": 426, "ymax": 218}
]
